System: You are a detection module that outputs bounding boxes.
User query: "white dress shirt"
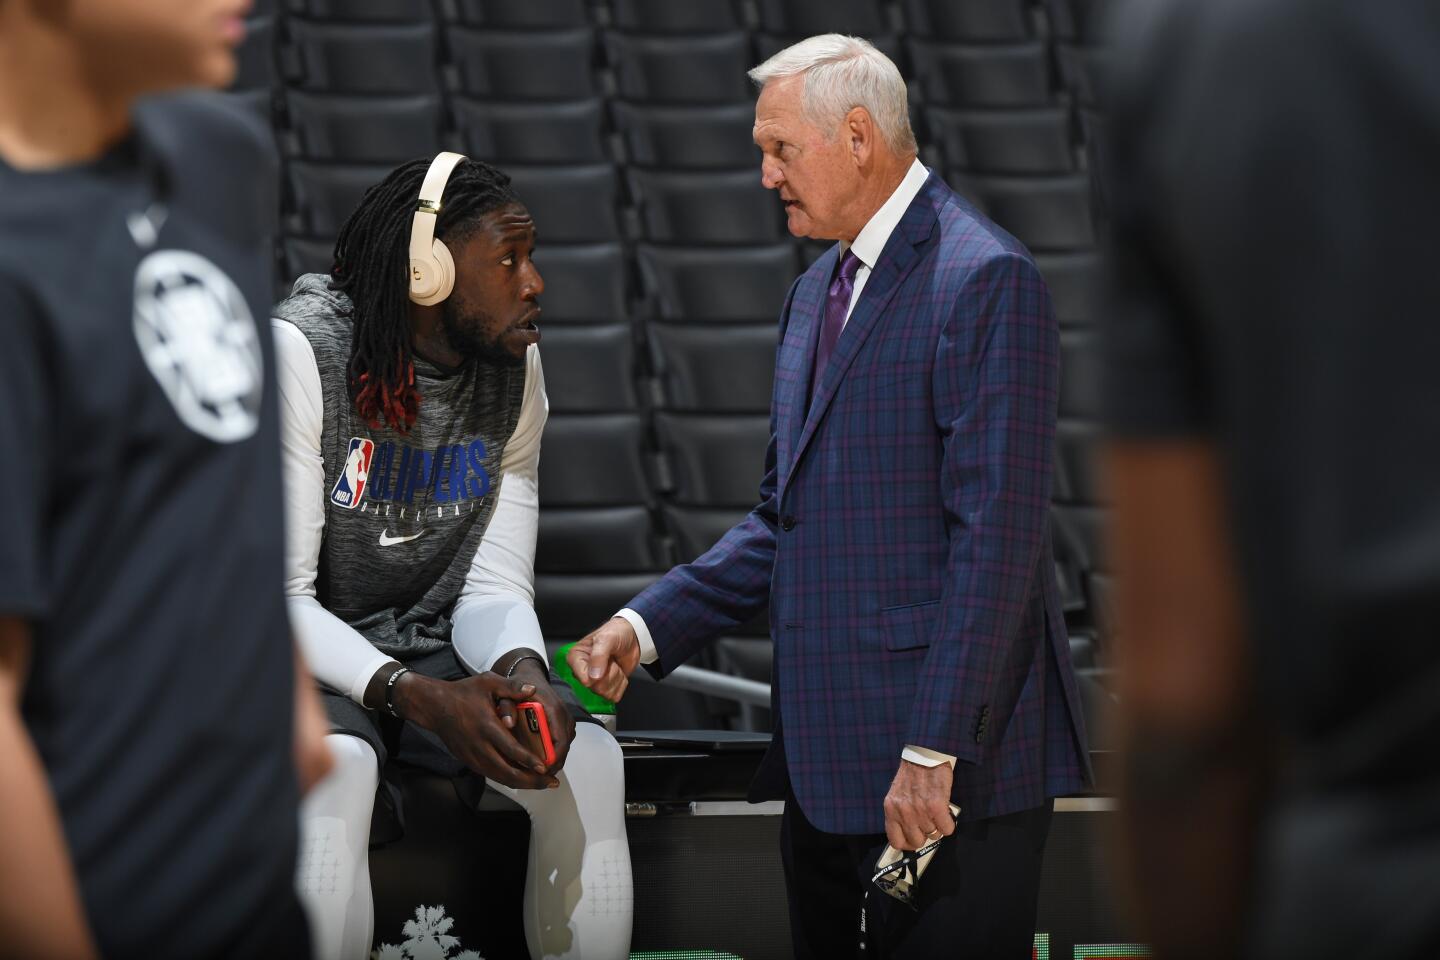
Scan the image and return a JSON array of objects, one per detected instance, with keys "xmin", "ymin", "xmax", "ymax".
[{"xmin": 618, "ymin": 159, "xmax": 955, "ymax": 770}]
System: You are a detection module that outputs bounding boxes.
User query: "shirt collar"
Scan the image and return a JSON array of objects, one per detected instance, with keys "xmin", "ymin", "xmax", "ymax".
[{"xmin": 841, "ymin": 158, "xmax": 930, "ymax": 271}]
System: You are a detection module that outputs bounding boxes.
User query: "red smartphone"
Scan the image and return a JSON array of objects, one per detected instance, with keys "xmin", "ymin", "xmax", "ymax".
[{"xmin": 514, "ymin": 700, "xmax": 557, "ymax": 768}]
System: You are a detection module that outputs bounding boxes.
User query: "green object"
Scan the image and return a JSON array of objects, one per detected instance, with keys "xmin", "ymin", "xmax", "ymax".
[{"xmin": 554, "ymin": 642, "xmax": 616, "ymax": 715}]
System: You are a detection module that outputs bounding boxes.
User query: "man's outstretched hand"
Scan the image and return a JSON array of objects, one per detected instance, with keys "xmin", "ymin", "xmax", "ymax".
[{"xmin": 566, "ymin": 618, "xmax": 641, "ymax": 702}]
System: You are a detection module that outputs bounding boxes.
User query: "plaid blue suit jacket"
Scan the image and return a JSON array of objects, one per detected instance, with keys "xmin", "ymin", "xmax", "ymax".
[{"xmin": 630, "ymin": 173, "xmax": 1091, "ymax": 833}]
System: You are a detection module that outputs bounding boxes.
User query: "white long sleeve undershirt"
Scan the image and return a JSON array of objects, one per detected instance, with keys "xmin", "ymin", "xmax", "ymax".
[{"xmin": 273, "ymin": 319, "xmax": 549, "ymax": 705}]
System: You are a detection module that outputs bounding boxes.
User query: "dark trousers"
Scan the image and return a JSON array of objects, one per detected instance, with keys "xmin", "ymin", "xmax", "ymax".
[{"xmin": 779, "ymin": 784, "xmax": 1053, "ymax": 959}]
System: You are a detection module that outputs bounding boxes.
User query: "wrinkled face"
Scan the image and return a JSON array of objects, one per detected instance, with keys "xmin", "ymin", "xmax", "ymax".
[
  {"xmin": 753, "ymin": 76, "xmax": 862, "ymax": 241},
  {"xmin": 62, "ymin": 0, "xmax": 250, "ymax": 91},
  {"xmin": 442, "ymin": 203, "xmax": 544, "ymax": 366}
]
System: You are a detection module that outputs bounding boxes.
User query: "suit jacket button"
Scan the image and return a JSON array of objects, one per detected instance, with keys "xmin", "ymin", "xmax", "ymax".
[{"xmin": 780, "ymin": 515, "xmax": 796, "ymax": 531}]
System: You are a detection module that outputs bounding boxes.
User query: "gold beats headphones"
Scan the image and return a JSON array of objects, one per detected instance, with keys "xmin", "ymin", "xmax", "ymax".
[{"xmin": 407, "ymin": 151, "xmax": 468, "ymax": 306}]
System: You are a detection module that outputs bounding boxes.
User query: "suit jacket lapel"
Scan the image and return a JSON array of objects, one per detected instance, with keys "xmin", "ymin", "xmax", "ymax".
[
  {"xmin": 775, "ymin": 247, "xmax": 834, "ymax": 487},
  {"xmin": 783, "ymin": 183, "xmax": 941, "ymax": 494}
]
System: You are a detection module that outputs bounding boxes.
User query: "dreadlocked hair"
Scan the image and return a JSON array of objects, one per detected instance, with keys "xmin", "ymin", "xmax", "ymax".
[{"xmin": 328, "ymin": 156, "xmax": 521, "ymax": 433}]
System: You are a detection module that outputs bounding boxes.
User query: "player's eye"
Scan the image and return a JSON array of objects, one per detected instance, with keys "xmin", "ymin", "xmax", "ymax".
[{"xmin": 500, "ymin": 254, "xmax": 515, "ymax": 267}]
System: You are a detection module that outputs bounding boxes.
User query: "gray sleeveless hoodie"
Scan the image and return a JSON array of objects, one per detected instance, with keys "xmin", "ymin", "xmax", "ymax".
[{"xmin": 274, "ymin": 274, "xmax": 526, "ymax": 659}]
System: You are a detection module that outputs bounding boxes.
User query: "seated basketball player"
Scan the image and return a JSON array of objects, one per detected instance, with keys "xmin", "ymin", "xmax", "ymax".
[{"xmin": 273, "ymin": 154, "xmax": 632, "ymax": 960}]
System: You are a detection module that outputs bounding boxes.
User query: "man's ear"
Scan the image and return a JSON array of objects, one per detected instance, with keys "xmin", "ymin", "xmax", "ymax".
[{"xmin": 847, "ymin": 107, "xmax": 873, "ymax": 167}]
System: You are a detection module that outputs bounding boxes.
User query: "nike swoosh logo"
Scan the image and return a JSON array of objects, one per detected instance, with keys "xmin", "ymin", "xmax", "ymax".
[{"xmin": 378, "ymin": 529, "xmax": 425, "ymax": 547}]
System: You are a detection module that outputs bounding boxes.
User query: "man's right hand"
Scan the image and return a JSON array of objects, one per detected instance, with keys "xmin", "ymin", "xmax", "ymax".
[
  {"xmin": 566, "ymin": 618, "xmax": 641, "ymax": 702},
  {"xmin": 392, "ymin": 672, "xmax": 556, "ymax": 790}
]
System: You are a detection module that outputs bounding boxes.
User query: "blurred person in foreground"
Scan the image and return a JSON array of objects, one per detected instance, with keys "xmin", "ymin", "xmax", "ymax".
[
  {"xmin": 0, "ymin": 2, "xmax": 331, "ymax": 958},
  {"xmin": 570, "ymin": 34, "xmax": 1090, "ymax": 958},
  {"xmin": 273, "ymin": 155, "xmax": 631, "ymax": 960},
  {"xmin": 1104, "ymin": 1, "xmax": 1440, "ymax": 957}
]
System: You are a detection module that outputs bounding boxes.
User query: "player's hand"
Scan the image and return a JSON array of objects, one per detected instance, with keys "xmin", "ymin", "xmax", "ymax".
[
  {"xmin": 505, "ymin": 659, "xmax": 576, "ymax": 778},
  {"xmin": 884, "ymin": 760, "xmax": 957, "ymax": 851},
  {"xmin": 394, "ymin": 672, "xmax": 555, "ymax": 790},
  {"xmin": 567, "ymin": 618, "xmax": 641, "ymax": 702}
]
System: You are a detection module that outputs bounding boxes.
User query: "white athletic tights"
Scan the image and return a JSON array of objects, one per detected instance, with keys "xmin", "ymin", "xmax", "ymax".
[{"xmin": 297, "ymin": 723, "xmax": 632, "ymax": 959}]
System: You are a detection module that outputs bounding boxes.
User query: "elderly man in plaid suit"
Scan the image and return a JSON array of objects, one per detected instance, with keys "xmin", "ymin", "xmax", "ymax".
[{"xmin": 571, "ymin": 34, "xmax": 1091, "ymax": 958}]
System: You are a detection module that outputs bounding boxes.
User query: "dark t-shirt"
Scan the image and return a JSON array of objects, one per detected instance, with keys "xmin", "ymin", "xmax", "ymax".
[
  {"xmin": 0, "ymin": 94, "xmax": 306, "ymax": 957},
  {"xmin": 1103, "ymin": 0, "xmax": 1440, "ymax": 778}
]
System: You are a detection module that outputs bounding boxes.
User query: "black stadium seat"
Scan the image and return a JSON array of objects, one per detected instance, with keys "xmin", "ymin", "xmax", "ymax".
[
  {"xmin": 233, "ymin": 17, "xmax": 277, "ymax": 90},
  {"xmin": 649, "ymin": 323, "xmax": 777, "ymax": 413},
  {"xmin": 926, "ymin": 106, "xmax": 1074, "ymax": 175},
  {"xmin": 636, "ymin": 243, "xmax": 798, "ymax": 321},
  {"xmin": 604, "ymin": 32, "xmax": 754, "ymax": 105},
  {"xmin": 449, "ymin": 0, "xmax": 591, "ymax": 29},
  {"xmin": 536, "ymin": 324, "xmax": 639, "ymax": 413},
  {"xmin": 285, "ymin": 0, "xmax": 432, "ymax": 20},
  {"xmin": 533, "ymin": 574, "xmax": 663, "ymax": 638},
  {"xmin": 449, "ymin": 27, "xmax": 599, "ymax": 100},
  {"xmin": 662, "ymin": 504, "xmax": 750, "ymax": 562},
  {"xmin": 654, "ymin": 413, "xmax": 770, "ymax": 506},
  {"xmin": 284, "ymin": 19, "xmax": 439, "ymax": 94},
  {"xmin": 532, "ymin": 242, "xmax": 630, "ymax": 322},
  {"xmin": 282, "ymin": 237, "xmax": 334, "ymax": 282},
  {"xmin": 536, "ymin": 506, "xmax": 663, "ymax": 573},
  {"xmin": 453, "ymin": 98, "xmax": 608, "ymax": 165},
  {"xmin": 908, "ymin": 40, "xmax": 1053, "ymax": 107},
  {"xmin": 612, "ymin": 102, "xmax": 759, "ymax": 170},
  {"xmin": 1053, "ymin": 419, "xmax": 1104, "ymax": 504},
  {"xmin": 1034, "ymin": 250, "xmax": 1101, "ymax": 326},
  {"xmin": 629, "ymin": 168, "xmax": 784, "ymax": 244},
  {"xmin": 1051, "ymin": 503, "xmax": 1106, "ymax": 573},
  {"xmin": 1054, "ymin": 43, "xmax": 1109, "ymax": 107},
  {"xmin": 1059, "ymin": 329, "xmax": 1103, "ymax": 420},
  {"xmin": 286, "ymin": 161, "xmax": 392, "ymax": 236},
  {"xmin": 610, "ymin": 0, "xmax": 745, "ymax": 33},
  {"xmin": 537, "ymin": 414, "xmax": 650, "ymax": 506},
  {"xmin": 506, "ymin": 165, "xmax": 622, "ymax": 244},
  {"xmin": 1044, "ymin": 0, "xmax": 1121, "ymax": 43},
  {"xmin": 756, "ymin": 0, "xmax": 887, "ymax": 38},
  {"xmin": 284, "ymin": 92, "xmax": 442, "ymax": 162},
  {"xmin": 902, "ymin": 0, "xmax": 1033, "ymax": 41},
  {"xmin": 948, "ymin": 171, "xmax": 1095, "ymax": 251}
]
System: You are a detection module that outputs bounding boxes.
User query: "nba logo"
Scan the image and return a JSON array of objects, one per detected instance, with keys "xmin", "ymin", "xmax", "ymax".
[{"xmin": 330, "ymin": 437, "xmax": 374, "ymax": 509}]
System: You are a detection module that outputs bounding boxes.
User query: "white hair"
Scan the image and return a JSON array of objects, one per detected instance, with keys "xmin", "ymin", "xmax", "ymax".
[{"xmin": 748, "ymin": 34, "xmax": 917, "ymax": 155}]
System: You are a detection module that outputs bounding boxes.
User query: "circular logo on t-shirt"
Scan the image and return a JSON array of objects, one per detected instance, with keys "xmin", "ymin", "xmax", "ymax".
[{"xmin": 133, "ymin": 249, "xmax": 263, "ymax": 443}]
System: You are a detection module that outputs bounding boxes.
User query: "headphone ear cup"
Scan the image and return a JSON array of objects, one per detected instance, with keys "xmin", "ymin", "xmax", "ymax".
[
  {"xmin": 429, "ymin": 238, "xmax": 455, "ymax": 303},
  {"xmin": 408, "ymin": 239, "xmax": 454, "ymax": 306}
]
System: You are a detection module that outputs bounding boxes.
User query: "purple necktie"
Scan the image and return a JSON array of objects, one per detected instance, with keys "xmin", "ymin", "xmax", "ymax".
[{"xmin": 812, "ymin": 249, "xmax": 862, "ymax": 400}]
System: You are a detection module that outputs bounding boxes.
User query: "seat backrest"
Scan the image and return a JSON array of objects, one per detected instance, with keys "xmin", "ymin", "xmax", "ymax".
[
  {"xmin": 532, "ymin": 242, "xmax": 630, "ymax": 322},
  {"xmin": 536, "ymin": 506, "xmax": 662, "ymax": 573},
  {"xmin": 650, "ymin": 322, "xmax": 776, "ymax": 413},
  {"xmin": 654, "ymin": 412, "xmax": 770, "ymax": 506},
  {"xmin": 538, "ymin": 413, "xmax": 650, "ymax": 506},
  {"xmin": 448, "ymin": 27, "xmax": 599, "ymax": 100},
  {"xmin": 636, "ymin": 243, "xmax": 798, "ymax": 321},
  {"xmin": 612, "ymin": 101, "xmax": 759, "ymax": 169},
  {"xmin": 453, "ymin": 97, "xmax": 608, "ymax": 164},
  {"xmin": 507, "ymin": 164, "xmax": 622, "ymax": 244},
  {"xmin": 284, "ymin": 91, "xmax": 442, "ymax": 162},
  {"xmin": 907, "ymin": 39, "xmax": 1052, "ymax": 107},
  {"xmin": 629, "ymin": 168, "xmax": 784, "ymax": 244},
  {"xmin": 536, "ymin": 323, "xmax": 639, "ymax": 413},
  {"xmin": 1059, "ymin": 329, "xmax": 1103, "ymax": 420},
  {"xmin": 285, "ymin": 19, "xmax": 439, "ymax": 94},
  {"xmin": 286, "ymin": 160, "xmax": 393, "ymax": 236},
  {"xmin": 450, "ymin": 0, "xmax": 591, "ymax": 28},
  {"xmin": 902, "ymin": 0, "xmax": 1032, "ymax": 41},
  {"xmin": 604, "ymin": 32, "xmax": 754, "ymax": 104},
  {"xmin": 755, "ymin": 0, "xmax": 887, "ymax": 38},
  {"xmin": 926, "ymin": 105, "xmax": 1074, "ymax": 175},
  {"xmin": 233, "ymin": 16, "xmax": 277, "ymax": 90},
  {"xmin": 611, "ymin": 0, "xmax": 745, "ymax": 33}
]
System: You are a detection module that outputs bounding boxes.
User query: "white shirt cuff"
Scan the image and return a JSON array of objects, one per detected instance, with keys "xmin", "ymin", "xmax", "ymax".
[
  {"xmin": 615, "ymin": 608, "xmax": 658, "ymax": 664},
  {"xmin": 902, "ymin": 745, "xmax": 957, "ymax": 768}
]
